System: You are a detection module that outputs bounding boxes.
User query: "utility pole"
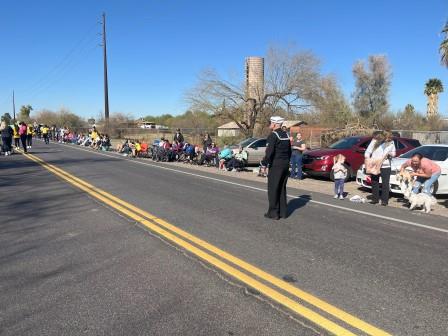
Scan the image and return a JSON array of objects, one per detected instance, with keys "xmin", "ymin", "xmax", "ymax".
[
  {"xmin": 12, "ymin": 90, "xmax": 16, "ymax": 122},
  {"xmin": 101, "ymin": 12, "xmax": 110, "ymax": 130}
]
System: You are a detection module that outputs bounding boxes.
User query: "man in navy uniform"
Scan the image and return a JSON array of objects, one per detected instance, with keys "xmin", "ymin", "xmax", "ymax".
[{"xmin": 261, "ymin": 116, "xmax": 292, "ymax": 220}]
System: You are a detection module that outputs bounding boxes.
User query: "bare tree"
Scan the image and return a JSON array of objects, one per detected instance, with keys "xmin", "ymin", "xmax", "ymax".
[
  {"xmin": 186, "ymin": 47, "xmax": 323, "ymax": 137},
  {"xmin": 33, "ymin": 108, "xmax": 87, "ymax": 129},
  {"xmin": 352, "ymin": 55, "xmax": 392, "ymax": 126},
  {"xmin": 310, "ymin": 75, "xmax": 353, "ymax": 127}
]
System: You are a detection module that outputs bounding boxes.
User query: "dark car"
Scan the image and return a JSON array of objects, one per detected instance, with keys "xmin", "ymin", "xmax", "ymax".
[{"xmin": 302, "ymin": 136, "xmax": 421, "ymax": 181}]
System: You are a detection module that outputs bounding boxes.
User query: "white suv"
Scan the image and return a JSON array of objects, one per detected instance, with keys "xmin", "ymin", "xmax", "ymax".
[{"xmin": 356, "ymin": 144, "xmax": 448, "ymax": 195}]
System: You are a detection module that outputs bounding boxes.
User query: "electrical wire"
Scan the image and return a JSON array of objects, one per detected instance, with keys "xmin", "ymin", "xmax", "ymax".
[{"xmin": 18, "ymin": 22, "xmax": 100, "ymax": 99}]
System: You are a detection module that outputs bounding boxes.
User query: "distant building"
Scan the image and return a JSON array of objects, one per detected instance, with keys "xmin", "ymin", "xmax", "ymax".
[{"xmin": 217, "ymin": 121, "xmax": 241, "ymax": 137}]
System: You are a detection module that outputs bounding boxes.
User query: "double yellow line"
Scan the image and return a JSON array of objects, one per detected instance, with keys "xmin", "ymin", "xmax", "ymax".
[{"xmin": 24, "ymin": 152, "xmax": 391, "ymax": 336}]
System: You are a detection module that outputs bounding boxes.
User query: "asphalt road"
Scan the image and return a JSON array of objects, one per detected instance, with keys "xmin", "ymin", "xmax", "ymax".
[{"xmin": 1, "ymin": 141, "xmax": 448, "ymax": 335}]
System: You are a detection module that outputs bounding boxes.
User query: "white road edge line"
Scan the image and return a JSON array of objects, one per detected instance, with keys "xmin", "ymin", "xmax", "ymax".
[{"xmin": 39, "ymin": 140, "xmax": 448, "ymax": 234}]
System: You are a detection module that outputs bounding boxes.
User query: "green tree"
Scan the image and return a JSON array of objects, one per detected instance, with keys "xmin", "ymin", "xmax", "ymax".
[
  {"xmin": 352, "ymin": 55, "xmax": 392, "ymax": 127},
  {"xmin": 1, "ymin": 113, "xmax": 12, "ymax": 125},
  {"xmin": 395, "ymin": 104, "xmax": 423, "ymax": 130},
  {"xmin": 311, "ymin": 75, "xmax": 353, "ymax": 127},
  {"xmin": 440, "ymin": 21, "xmax": 448, "ymax": 67},
  {"xmin": 424, "ymin": 78, "xmax": 443, "ymax": 117},
  {"xmin": 18, "ymin": 104, "xmax": 33, "ymax": 122}
]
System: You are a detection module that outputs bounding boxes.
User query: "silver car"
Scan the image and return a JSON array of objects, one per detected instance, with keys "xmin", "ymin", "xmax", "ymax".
[{"xmin": 232, "ymin": 137, "xmax": 267, "ymax": 165}]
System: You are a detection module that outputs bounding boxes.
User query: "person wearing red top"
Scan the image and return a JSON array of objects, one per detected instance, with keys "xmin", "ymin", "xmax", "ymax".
[
  {"xmin": 401, "ymin": 153, "xmax": 441, "ymax": 194},
  {"xmin": 18, "ymin": 122, "xmax": 28, "ymax": 153}
]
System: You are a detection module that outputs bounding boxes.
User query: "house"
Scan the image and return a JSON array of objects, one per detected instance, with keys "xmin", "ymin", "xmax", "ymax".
[{"xmin": 217, "ymin": 121, "xmax": 241, "ymax": 137}]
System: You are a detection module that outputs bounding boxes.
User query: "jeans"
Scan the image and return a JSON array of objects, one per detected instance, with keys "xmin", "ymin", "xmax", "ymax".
[
  {"xmin": 334, "ymin": 179, "xmax": 344, "ymax": 196},
  {"xmin": 2, "ymin": 136, "xmax": 12, "ymax": 152},
  {"xmin": 20, "ymin": 135, "xmax": 27, "ymax": 152},
  {"xmin": 412, "ymin": 172, "xmax": 441, "ymax": 194},
  {"xmin": 371, "ymin": 167, "xmax": 391, "ymax": 204},
  {"xmin": 290, "ymin": 153, "xmax": 303, "ymax": 179}
]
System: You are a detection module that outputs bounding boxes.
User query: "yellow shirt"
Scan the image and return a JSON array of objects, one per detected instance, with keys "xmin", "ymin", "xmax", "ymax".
[
  {"xmin": 135, "ymin": 143, "xmax": 141, "ymax": 151},
  {"xmin": 91, "ymin": 131, "xmax": 98, "ymax": 140},
  {"xmin": 42, "ymin": 127, "xmax": 49, "ymax": 135},
  {"xmin": 13, "ymin": 127, "xmax": 19, "ymax": 138}
]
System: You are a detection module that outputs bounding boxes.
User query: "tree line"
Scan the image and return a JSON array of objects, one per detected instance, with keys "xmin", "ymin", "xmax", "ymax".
[
  {"xmin": 4, "ymin": 21, "xmax": 448, "ymax": 135},
  {"xmin": 185, "ymin": 20, "xmax": 448, "ymax": 136}
]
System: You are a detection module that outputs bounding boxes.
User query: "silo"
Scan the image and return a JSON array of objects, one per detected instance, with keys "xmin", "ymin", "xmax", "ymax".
[{"xmin": 245, "ymin": 57, "xmax": 264, "ymax": 101}]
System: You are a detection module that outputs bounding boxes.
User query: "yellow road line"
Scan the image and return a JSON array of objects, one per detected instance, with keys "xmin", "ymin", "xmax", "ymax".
[{"xmin": 25, "ymin": 152, "xmax": 391, "ymax": 336}]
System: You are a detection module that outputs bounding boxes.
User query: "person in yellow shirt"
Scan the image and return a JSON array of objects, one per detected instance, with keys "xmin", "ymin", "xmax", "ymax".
[
  {"xmin": 91, "ymin": 126, "xmax": 99, "ymax": 141},
  {"xmin": 26, "ymin": 125, "xmax": 34, "ymax": 149},
  {"xmin": 132, "ymin": 141, "xmax": 141, "ymax": 157},
  {"xmin": 13, "ymin": 124, "xmax": 20, "ymax": 149},
  {"xmin": 41, "ymin": 125, "xmax": 50, "ymax": 144}
]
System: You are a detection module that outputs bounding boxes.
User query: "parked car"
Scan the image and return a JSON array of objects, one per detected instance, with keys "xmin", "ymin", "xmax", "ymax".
[
  {"xmin": 231, "ymin": 137, "xmax": 267, "ymax": 165},
  {"xmin": 356, "ymin": 144, "xmax": 448, "ymax": 195},
  {"xmin": 302, "ymin": 136, "xmax": 420, "ymax": 181}
]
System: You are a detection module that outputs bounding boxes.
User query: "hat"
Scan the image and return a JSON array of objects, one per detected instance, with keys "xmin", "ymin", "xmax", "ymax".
[{"xmin": 270, "ymin": 116, "xmax": 284, "ymax": 124}]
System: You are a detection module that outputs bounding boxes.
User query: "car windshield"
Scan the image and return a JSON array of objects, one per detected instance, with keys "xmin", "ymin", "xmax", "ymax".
[
  {"xmin": 329, "ymin": 137, "xmax": 360, "ymax": 149},
  {"xmin": 399, "ymin": 146, "xmax": 448, "ymax": 161},
  {"xmin": 238, "ymin": 138, "xmax": 257, "ymax": 148}
]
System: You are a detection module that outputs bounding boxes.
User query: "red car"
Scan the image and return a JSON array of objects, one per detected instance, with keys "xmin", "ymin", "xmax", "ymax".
[{"xmin": 302, "ymin": 136, "xmax": 420, "ymax": 181}]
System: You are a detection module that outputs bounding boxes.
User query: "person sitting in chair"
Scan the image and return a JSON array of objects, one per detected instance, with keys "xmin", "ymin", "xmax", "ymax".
[
  {"xmin": 226, "ymin": 146, "xmax": 248, "ymax": 171},
  {"xmin": 218, "ymin": 145, "xmax": 233, "ymax": 170}
]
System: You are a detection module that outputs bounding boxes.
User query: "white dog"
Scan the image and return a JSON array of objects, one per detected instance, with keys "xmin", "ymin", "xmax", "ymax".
[
  {"xmin": 396, "ymin": 169, "xmax": 436, "ymax": 213},
  {"xmin": 408, "ymin": 192, "xmax": 437, "ymax": 213}
]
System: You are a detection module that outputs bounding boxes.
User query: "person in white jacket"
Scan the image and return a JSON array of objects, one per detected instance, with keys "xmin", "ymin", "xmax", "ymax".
[{"xmin": 364, "ymin": 131, "xmax": 396, "ymax": 205}]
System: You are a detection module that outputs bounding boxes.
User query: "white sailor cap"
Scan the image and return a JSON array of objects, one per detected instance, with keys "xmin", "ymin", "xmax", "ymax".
[{"xmin": 270, "ymin": 116, "xmax": 285, "ymax": 124}]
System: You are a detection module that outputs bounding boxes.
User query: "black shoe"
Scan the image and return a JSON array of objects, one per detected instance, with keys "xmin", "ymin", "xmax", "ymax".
[
  {"xmin": 264, "ymin": 213, "xmax": 279, "ymax": 220},
  {"xmin": 369, "ymin": 201, "xmax": 379, "ymax": 205},
  {"xmin": 381, "ymin": 203, "xmax": 388, "ymax": 206}
]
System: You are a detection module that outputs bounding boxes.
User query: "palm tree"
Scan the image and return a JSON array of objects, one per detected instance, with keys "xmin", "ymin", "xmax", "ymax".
[
  {"xmin": 440, "ymin": 21, "xmax": 448, "ymax": 67},
  {"xmin": 424, "ymin": 78, "xmax": 444, "ymax": 117}
]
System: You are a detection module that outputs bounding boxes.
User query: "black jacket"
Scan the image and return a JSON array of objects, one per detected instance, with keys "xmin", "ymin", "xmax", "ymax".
[
  {"xmin": 1, "ymin": 125, "xmax": 13, "ymax": 138},
  {"xmin": 261, "ymin": 129, "xmax": 292, "ymax": 167},
  {"xmin": 174, "ymin": 132, "xmax": 184, "ymax": 143}
]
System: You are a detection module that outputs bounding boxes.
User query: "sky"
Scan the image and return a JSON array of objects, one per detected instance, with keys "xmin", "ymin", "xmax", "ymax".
[{"xmin": 0, "ymin": 0, "xmax": 447, "ymax": 120}]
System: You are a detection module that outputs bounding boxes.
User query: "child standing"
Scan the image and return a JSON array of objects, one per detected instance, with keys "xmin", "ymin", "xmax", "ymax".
[{"xmin": 332, "ymin": 154, "xmax": 347, "ymax": 200}]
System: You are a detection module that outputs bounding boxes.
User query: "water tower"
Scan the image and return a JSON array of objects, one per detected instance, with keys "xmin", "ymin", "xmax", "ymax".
[{"xmin": 245, "ymin": 57, "xmax": 264, "ymax": 101}]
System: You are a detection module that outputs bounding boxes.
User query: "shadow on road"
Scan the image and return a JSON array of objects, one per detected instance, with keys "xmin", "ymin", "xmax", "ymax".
[{"xmin": 287, "ymin": 195, "xmax": 311, "ymax": 217}]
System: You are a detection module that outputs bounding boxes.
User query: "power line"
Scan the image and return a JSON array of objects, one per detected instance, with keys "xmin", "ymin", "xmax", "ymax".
[
  {"xmin": 25, "ymin": 44, "xmax": 99, "ymax": 103},
  {"xmin": 15, "ymin": 22, "xmax": 100, "ymax": 100}
]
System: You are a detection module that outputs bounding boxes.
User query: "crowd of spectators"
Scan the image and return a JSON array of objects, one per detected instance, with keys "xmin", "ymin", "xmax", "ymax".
[
  {"xmin": 3, "ymin": 124, "xmax": 249, "ymax": 172},
  {"xmin": 115, "ymin": 131, "xmax": 249, "ymax": 171},
  {"xmin": 34, "ymin": 124, "xmax": 112, "ymax": 152}
]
